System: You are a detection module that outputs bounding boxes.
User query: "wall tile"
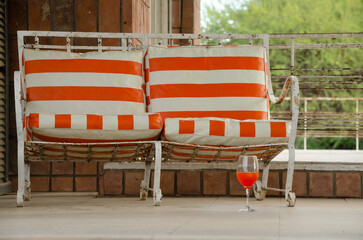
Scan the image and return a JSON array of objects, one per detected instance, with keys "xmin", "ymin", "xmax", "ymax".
[
  {"xmin": 203, "ymin": 171, "xmax": 227, "ymax": 195},
  {"xmin": 103, "ymin": 171, "xmax": 123, "ymax": 195},
  {"xmin": 124, "ymin": 171, "xmax": 144, "ymax": 196},
  {"xmin": 309, "ymin": 172, "xmax": 333, "ymax": 197},
  {"xmin": 52, "ymin": 177, "xmax": 73, "ymax": 192},
  {"xmin": 336, "ymin": 173, "xmax": 361, "ymax": 198},
  {"xmin": 75, "ymin": 177, "xmax": 97, "ymax": 192},
  {"xmin": 177, "ymin": 171, "xmax": 201, "ymax": 195},
  {"xmin": 28, "ymin": 0, "xmax": 51, "ymax": 30}
]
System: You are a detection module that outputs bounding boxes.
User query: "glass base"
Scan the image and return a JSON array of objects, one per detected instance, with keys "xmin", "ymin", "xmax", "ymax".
[{"xmin": 239, "ymin": 206, "xmax": 256, "ymax": 212}]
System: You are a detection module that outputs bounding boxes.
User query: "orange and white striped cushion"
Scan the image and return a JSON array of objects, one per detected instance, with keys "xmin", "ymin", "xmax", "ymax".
[
  {"xmin": 23, "ymin": 49, "xmax": 145, "ymax": 116},
  {"xmin": 146, "ymin": 45, "xmax": 269, "ymax": 121},
  {"xmin": 164, "ymin": 118, "xmax": 290, "ymax": 146},
  {"xmin": 27, "ymin": 113, "xmax": 162, "ymax": 143}
]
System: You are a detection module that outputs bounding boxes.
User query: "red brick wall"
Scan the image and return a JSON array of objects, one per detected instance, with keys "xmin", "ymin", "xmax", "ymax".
[{"xmin": 100, "ymin": 169, "xmax": 362, "ymax": 198}]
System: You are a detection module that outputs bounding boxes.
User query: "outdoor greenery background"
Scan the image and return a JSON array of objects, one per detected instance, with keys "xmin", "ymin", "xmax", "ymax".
[{"xmin": 202, "ymin": 0, "xmax": 363, "ymax": 149}]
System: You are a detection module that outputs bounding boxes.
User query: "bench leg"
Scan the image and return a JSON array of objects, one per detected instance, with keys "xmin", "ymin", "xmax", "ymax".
[
  {"xmin": 17, "ymin": 139, "xmax": 25, "ymax": 207},
  {"xmin": 261, "ymin": 162, "xmax": 270, "ymax": 194},
  {"xmin": 140, "ymin": 161, "xmax": 151, "ymax": 200},
  {"xmin": 153, "ymin": 142, "xmax": 162, "ymax": 206},
  {"xmin": 285, "ymin": 145, "xmax": 296, "ymax": 207},
  {"xmin": 24, "ymin": 162, "xmax": 31, "ymax": 201},
  {"xmin": 254, "ymin": 162, "xmax": 268, "ymax": 201}
]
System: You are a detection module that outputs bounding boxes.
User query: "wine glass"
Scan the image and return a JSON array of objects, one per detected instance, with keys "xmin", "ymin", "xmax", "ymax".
[{"xmin": 236, "ymin": 155, "xmax": 259, "ymax": 212}]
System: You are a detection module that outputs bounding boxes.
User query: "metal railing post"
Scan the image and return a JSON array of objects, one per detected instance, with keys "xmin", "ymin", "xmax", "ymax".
[
  {"xmin": 290, "ymin": 39, "xmax": 295, "ymax": 75},
  {"xmin": 356, "ymin": 99, "xmax": 359, "ymax": 151},
  {"xmin": 304, "ymin": 99, "xmax": 307, "ymax": 150}
]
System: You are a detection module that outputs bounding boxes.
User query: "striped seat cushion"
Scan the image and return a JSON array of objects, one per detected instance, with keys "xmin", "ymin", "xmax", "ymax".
[
  {"xmin": 27, "ymin": 113, "xmax": 162, "ymax": 143},
  {"xmin": 23, "ymin": 49, "xmax": 145, "ymax": 116},
  {"xmin": 146, "ymin": 45, "xmax": 269, "ymax": 121},
  {"xmin": 164, "ymin": 117, "xmax": 291, "ymax": 146}
]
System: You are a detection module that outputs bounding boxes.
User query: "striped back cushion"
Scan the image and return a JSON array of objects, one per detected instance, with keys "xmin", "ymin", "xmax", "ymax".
[
  {"xmin": 146, "ymin": 45, "xmax": 269, "ymax": 121},
  {"xmin": 23, "ymin": 49, "xmax": 145, "ymax": 116}
]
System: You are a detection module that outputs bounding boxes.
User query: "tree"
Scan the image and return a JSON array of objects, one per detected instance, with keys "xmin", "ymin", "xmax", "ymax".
[{"xmin": 203, "ymin": 0, "xmax": 363, "ymax": 35}]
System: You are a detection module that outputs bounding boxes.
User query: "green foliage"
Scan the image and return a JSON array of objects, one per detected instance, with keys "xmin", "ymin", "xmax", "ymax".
[
  {"xmin": 203, "ymin": 0, "xmax": 363, "ymax": 149},
  {"xmin": 203, "ymin": 0, "xmax": 363, "ymax": 35},
  {"xmin": 295, "ymin": 137, "xmax": 363, "ymax": 150}
]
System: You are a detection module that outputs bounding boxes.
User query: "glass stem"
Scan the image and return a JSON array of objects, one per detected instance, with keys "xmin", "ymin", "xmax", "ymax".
[{"xmin": 246, "ymin": 189, "xmax": 250, "ymax": 208}]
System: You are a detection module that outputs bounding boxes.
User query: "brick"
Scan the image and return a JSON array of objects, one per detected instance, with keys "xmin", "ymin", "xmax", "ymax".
[
  {"xmin": 124, "ymin": 171, "xmax": 144, "ymax": 196},
  {"xmin": 172, "ymin": 27, "xmax": 181, "ymax": 34},
  {"xmin": 9, "ymin": 176, "xmax": 18, "ymax": 192},
  {"xmin": 31, "ymin": 177, "xmax": 50, "ymax": 192},
  {"xmin": 137, "ymin": 0, "xmax": 142, "ymax": 32},
  {"xmin": 30, "ymin": 162, "xmax": 50, "ymax": 175},
  {"xmin": 134, "ymin": 1, "xmax": 149, "ymax": 33},
  {"xmin": 8, "ymin": 0, "xmax": 27, "ymax": 34},
  {"xmin": 9, "ymin": 115, "xmax": 16, "ymax": 145},
  {"xmin": 75, "ymin": 0, "xmax": 97, "ymax": 31},
  {"xmin": 151, "ymin": 171, "xmax": 175, "ymax": 196},
  {"xmin": 75, "ymin": 0, "xmax": 97, "ymax": 47},
  {"xmin": 336, "ymin": 173, "xmax": 361, "ymax": 198},
  {"xmin": 9, "ymin": 37, "xmax": 19, "ymax": 82},
  {"xmin": 75, "ymin": 177, "xmax": 97, "ymax": 192},
  {"xmin": 99, "ymin": 0, "xmax": 121, "ymax": 46},
  {"xmin": 181, "ymin": 27, "xmax": 194, "ymax": 33},
  {"xmin": 99, "ymin": 162, "xmax": 105, "ymax": 175},
  {"xmin": 181, "ymin": 0, "xmax": 194, "ymax": 29},
  {"xmin": 52, "ymin": 177, "xmax": 73, "ymax": 192},
  {"xmin": 9, "ymin": 92, "xmax": 17, "ymax": 133},
  {"xmin": 8, "ymin": 135, "xmax": 17, "ymax": 174},
  {"xmin": 177, "ymin": 171, "xmax": 201, "ymax": 195},
  {"xmin": 99, "ymin": 0, "xmax": 120, "ymax": 32},
  {"xmin": 134, "ymin": 1, "xmax": 139, "ymax": 33},
  {"xmin": 309, "ymin": 172, "xmax": 333, "ymax": 197},
  {"xmin": 52, "ymin": 162, "xmax": 73, "ymax": 175},
  {"xmin": 193, "ymin": 0, "xmax": 201, "ymax": 33},
  {"xmin": 122, "ymin": 0, "xmax": 133, "ymax": 33},
  {"xmin": 8, "ymin": 158, "xmax": 50, "ymax": 192},
  {"xmin": 75, "ymin": 162, "xmax": 97, "ymax": 175},
  {"xmin": 98, "ymin": 177, "xmax": 104, "ymax": 195},
  {"xmin": 229, "ymin": 171, "xmax": 246, "ymax": 196},
  {"xmin": 172, "ymin": 0, "xmax": 181, "ymax": 28},
  {"xmin": 282, "ymin": 171, "xmax": 307, "ymax": 197},
  {"xmin": 203, "ymin": 171, "xmax": 227, "ymax": 195},
  {"xmin": 143, "ymin": 1, "xmax": 150, "ymax": 33},
  {"xmin": 103, "ymin": 171, "xmax": 123, "ymax": 195},
  {"xmin": 51, "ymin": 0, "xmax": 74, "ymax": 31},
  {"xmin": 28, "ymin": 0, "xmax": 51, "ymax": 30},
  {"xmin": 266, "ymin": 171, "xmax": 280, "ymax": 196}
]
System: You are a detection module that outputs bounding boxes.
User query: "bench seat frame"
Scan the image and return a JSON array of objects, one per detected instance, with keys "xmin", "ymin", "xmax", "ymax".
[{"xmin": 15, "ymin": 31, "xmax": 299, "ymax": 207}]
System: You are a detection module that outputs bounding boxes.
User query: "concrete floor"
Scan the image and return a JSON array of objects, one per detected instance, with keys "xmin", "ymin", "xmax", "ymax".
[{"xmin": 0, "ymin": 193, "xmax": 362, "ymax": 240}]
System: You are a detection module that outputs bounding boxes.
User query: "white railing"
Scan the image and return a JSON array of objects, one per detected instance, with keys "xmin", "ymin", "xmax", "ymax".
[{"xmin": 266, "ymin": 33, "xmax": 362, "ymax": 151}]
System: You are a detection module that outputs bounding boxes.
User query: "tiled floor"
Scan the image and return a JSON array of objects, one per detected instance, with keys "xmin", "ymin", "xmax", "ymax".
[{"xmin": 0, "ymin": 193, "xmax": 362, "ymax": 239}]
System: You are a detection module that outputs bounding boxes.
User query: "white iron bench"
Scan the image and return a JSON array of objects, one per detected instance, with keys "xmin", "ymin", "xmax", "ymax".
[{"xmin": 15, "ymin": 31, "xmax": 299, "ymax": 207}]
